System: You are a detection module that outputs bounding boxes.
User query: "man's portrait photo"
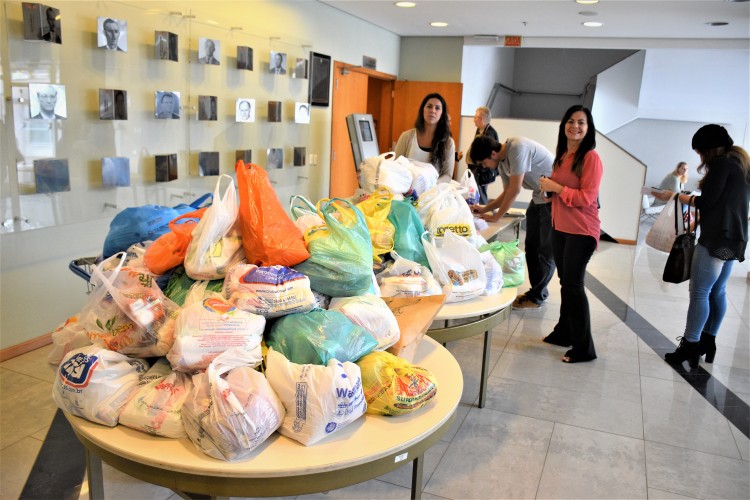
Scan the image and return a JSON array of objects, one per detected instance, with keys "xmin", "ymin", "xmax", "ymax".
[
  {"xmin": 102, "ymin": 157, "xmax": 130, "ymax": 187},
  {"xmin": 295, "ymin": 102, "xmax": 310, "ymax": 124},
  {"xmin": 294, "ymin": 147, "xmax": 306, "ymax": 167},
  {"xmin": 23, "ymin": 3, "xmax": 61, "ymax": 43},
  {"xmin": 235, "ymin": 98, "xmax": 255, "ymax": 123},
  {"xmin": 155, "ymin": 154, "xmax": 178, "ymax": 182},
  {"xmin": 199, "ymin": 95, "xmax": 217, "ymax": 121},
  {"xmin": 155, "ymin": 91, "xmax": 180, "ymax": 119},
  {"xmin": 292, "ymin": 58, "xmax": 308, "ymax": 79},
  {"xmin": 114, "ymin": 90, "xmax": 127, "ymax": 120},
  {"xmin": 98, "ymin": 17, "xmax": 126, "ymax": 51},
  {"xmin": 236, "ymin": 150, "xmax": 252, "ymax": 164},
  {"xmin": 267, "ymin": 148, "xmax": 283, "ymax": 169},
  {"xmin": 268, "ymin": 101, "xmax": 281, "ymax": 123},
  {"xmin": 199, "ymin": 152, "xmax": 220, "ymax": 176},
  {"xmin": 269, "ymin": 51, "xmax": 286, "ymax": 75},
  {"xmin": 29, "ymin": 83, "xmax": 66, "ymax": 120},
  {"xmin": 237, "ymin": 46, "xmax": 253, "ymax": 70},
  {"xmin": 34, "ymin": 158, "xmax": 70, "ymax": 193},
  {"xmin": 99, "ymin": 89, "xmax": 127, "ymax": 120},
  {"xmin": 198, "ymin": 38, "xmax": 220, "ymax": 65}
]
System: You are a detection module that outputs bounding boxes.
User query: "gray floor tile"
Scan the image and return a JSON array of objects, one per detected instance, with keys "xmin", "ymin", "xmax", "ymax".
[
  {"xmin": 536, "ymin": 423, "xmax": 647, "ymax": 499},
  {"xmin": 0, "ymin": 436, "xmax": 44, "ymax": 499},
  {"xmin": 0, "ymin": 379, "xmax": 57, "ymax": 449},
  {"xmin": 647, "ymin": 487, "xmax": 699, "ymax": 499}
]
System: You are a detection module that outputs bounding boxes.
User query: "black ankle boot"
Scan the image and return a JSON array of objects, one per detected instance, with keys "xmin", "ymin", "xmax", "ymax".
[
  {"xmin": 699, "ymin": 332, "xmax": 717, "ymax": 363},
  {"xmin": 664, "ymin": 337, "xmax": 700, "ymax": 368}
]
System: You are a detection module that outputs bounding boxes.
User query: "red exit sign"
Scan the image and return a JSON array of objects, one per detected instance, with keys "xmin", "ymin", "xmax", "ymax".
[{"xmin": 504, "ymin": 36, "xmax": 522, "ymax": 47}]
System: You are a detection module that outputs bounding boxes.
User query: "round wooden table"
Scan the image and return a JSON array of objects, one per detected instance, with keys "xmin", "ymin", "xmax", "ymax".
[{"xmin": 65, "ymin": 337, "xmax": 462, "ymax": 499}]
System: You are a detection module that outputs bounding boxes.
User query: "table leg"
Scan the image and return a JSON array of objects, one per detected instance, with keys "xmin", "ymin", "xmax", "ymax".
[
  {"xmin": 410, "ymin": 454, "xmax": 424, "ymax": 500},
  {"xmin": 479, "ymin": 328, "xmax": 492, "ymax": 408},
  {"xmin": 85, "ymin": 449, "xmax": 105, "ymax": 500}
]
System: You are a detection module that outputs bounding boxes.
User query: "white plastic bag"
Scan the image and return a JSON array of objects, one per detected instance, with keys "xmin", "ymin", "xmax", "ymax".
[
  {"xmin": 167, "ymin": 295, "xmax": 265, "ymax": 372},
  {"xmin": 185, "ymin": 174, "xmax": 244, "ymax": 280},
  {"xmin": 376, "ymin": 252, "xmax": 443, "ymax": 297},
  {"xmin": 118, "ymin": 358, "xmax": 193, "ymax": 438},
  {"xmin": 646, "ymin": 194, "xmax": 686, "ymax": 253},
  {"xmin": 47, "ymin": 316, "xmax": 91, "ymax": 366},
  {"xmin": 290, "ymin": 195, "xmax": 325, "ymax": 235},
  {"xmin": 52, "ymin": 345, "xmax": 149, "ymax": 426},
  {"xmin": 358, "ymin": 152, "xmax": 413, "ymax": 197},
  {"xmin": 399, "ymin": 157, "xmax": 438, "ymax": 198},
  {"xmin": 266, "ymin": 348, "xmax": 367, "ymax": 446},
  {"xmin": 182, "ymin": 348, "xmax": 284, "ymax": 461},
  {"xmin": 459, "ymin": 169, "xmax": 480, "ymax": 205},
  {"xmin": 481, "ymin": 250, "xmax": 504, "ymax": 296},
  {"xmin": 328, "ymin": 294, "xmax": 401, "ymax": 351},
  {"xmin": 423, "ymin": 231, "xmax": 486, "ymax": 303},
  {"xmin": 224, "ymin": 263, "xmax": 316, "ymax": 318},
  {"xmin": 416, "ymin": 182, "xmax": 476, "ymax": 242}
]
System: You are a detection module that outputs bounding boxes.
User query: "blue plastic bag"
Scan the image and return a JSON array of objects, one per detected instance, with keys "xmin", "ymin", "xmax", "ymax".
[{"xmin": 266, "ymin": 308, "xmax": 378, "ymax": 365}]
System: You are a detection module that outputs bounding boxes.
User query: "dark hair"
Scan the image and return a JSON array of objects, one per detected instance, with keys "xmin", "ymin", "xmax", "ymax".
[
  {"xmin": 691, "ymin": 124, "xmax": 750, "ymax": 187},
  {"xmin": 414, "ymin": 93, "xmax": 451, "ymax": 169},
  {"xmin": 553, "ymin": 105, "xmax": 596, "ymax": 178},
  {"xmin": 103, "ymin": 18, "xmax": 118, "ymax": 29},
  {"xmin": 469, "ymin": 135, "xmax": 502, "ymax": 163}
]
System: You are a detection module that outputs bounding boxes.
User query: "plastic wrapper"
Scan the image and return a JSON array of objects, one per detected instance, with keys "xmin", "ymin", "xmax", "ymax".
[
  {"xmin": 47, "ymin": 316, "xmax": 92, "ymax": 366},
  {"xmin": 224, "ymin": 263, "xmax": 316, "ymax": 318},
  {"xmin": 480, "ymin": 240, "xmax": 527, "ymax": 288},
  {"xmin": 328, "ymin": 294, "xmax": 400, "ymax": 351},
  {"xmin": 423, "ymin": 231, "xmax": 486, "ymax": 303}
]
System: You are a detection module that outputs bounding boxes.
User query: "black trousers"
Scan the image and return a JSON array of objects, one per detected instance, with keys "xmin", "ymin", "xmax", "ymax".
[
  {"xmin": 550, "ymin": 229, "xmax": 597, "ymax": 359},
  {"xmin": 523, "ymin": 201, "xmax": 555, "ymax": 304}
]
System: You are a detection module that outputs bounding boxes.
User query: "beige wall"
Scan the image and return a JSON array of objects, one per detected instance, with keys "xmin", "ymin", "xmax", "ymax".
[{"xmin": 399, "ymin": 37, "xmax": 464, "ymax": 83}]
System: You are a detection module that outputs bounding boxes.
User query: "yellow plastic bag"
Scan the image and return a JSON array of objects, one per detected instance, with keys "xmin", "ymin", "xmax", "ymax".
[
  {"xmin": 356, "ymin": 187, "xmax": 396, "ymax": 263},
  {"xmin": 357, "ymin": 350, "xmax": 437, "ymax": 416}
]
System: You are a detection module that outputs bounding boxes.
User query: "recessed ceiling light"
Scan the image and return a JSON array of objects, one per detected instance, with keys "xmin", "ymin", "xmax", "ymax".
[
  {"xmin": 430, "ymin": 21, "xmax": 448, "ymax": 27},
  {"xmin": 578, "ymin": 11, "xmax": 598, "ymax": 16},
  {"xmin": 705, "ymin": 21, "xmax": 729, "ymax": 26},
  {"xmin": 395, "ymin": 1, "xmax": 416, "ymax": 7},
  {"xmin": 576, "ymin": 0, "xmax": 599, "ymax": 4},
  {"xmin": 582, "ymin": 21, "xmax": 603, "ymax": 27}
]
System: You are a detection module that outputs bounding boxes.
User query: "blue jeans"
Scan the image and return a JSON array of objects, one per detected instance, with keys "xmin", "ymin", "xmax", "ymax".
[
  {"xmin": 683, "ymin": 243, "xmax": 735, "ymax": 342},
  {"xmin": 524, "ymin": 200, "xmax": 555, "ymax": 304}
]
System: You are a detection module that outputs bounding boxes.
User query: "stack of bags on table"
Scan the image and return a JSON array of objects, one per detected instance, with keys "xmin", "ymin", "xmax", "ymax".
[{"xmin": 50, "ymin": 160, "xmax": 459, "ymax": 462}]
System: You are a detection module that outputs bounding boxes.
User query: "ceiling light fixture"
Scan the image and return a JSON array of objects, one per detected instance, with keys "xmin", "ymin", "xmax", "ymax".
[
  {"xmin": 705, "ymin": 21, "xmax": 729, "ymax": 26},
  {"xmin": 395, "ymin": 2, "xmax": 416, "ymax": 7},
  {"xmin": 576, "ymin": 0, "xmax": 599, "ymax": 4},
  {"xmin": 430, "ymin": 21, "xmax": 448, "ymax": 27},
  {"xmin": 582, "ymin": 21, "xmax": 603, "ymax": 27}
]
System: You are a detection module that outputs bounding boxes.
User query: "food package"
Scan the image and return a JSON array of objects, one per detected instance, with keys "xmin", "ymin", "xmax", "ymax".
[
  {"xmin": 118, "ymin": 358, "xmax": 193, "ymax": 438},
  {"xmin": 328, "ymin": 294, "xmax": 400, "ymax": 351},
  {"xmin": 384, "ymin": 294, "xmax": 446, "ymax": 362},
  {"xmin": 47, "ymin": 316, "xmax": 92, "ymax": 366},
  {"xmin": 357, "ymin": 350, "xmax": 438, "ymax": 416},
  {"xmin": 52, "ymin": 345, "xmax": 149, "ymax": 426},
  {"xmin": 376, "ymin": 252, "xmax": 442, "ymax": 298},
  {"xmin": 265, "ymin": 348, "xmax": 366, "ymax": 446},
  {"xmin": 224, "ymin": 263, "xmax": 316, "ymax": 318}
]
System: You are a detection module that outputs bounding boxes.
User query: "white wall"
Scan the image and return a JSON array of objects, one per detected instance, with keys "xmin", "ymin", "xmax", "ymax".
[
  {"xmin": 460, "ymin": 45, "xmax": 514, "ymax": 117},
  {"xmin": 593, "ymin": 51, "xmax": 645, "ymax": 134},
  {"xmin": 400, "ymin": 37, "xmax": 463, "ymax": 83}
]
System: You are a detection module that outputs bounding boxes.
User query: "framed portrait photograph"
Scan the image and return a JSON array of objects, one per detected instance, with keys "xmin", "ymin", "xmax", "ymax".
[
  {"xmin": 97, "ymin": 16, "xmax": 127, "ymax": 51},
  {"xmin": 198, "ymin": 95, "xmax": 217, "ymax": 121},
  {"xmin": 267, "ymin": 148, "xmax": 283, "ymax": 169},
  {"xmin": 199, "ymin": 152, "xmax": 220, "ymax": 176},
  {"xmin": 309, "ymin": 52, "xmax": 331, "ymax": 107},
  {"xmin": 155, "ymin": 154, "xmax": 178, "ymax": 182},
  {"xmin": 198, "ymin": 37, "xmax": 220, "ymax": 65},
  {"xmin": 99, "ymin": 89, "xmax": 127, "ymax": 120},
  {"xmin": 155, "ymin": 91, "xmax": 180, "ymax": 119},
  {"xmin": 267, "ymin": 101, "xmax": 281, "ymax": 123},
  {"xmin": 292, "ymin": 58, "xmax": 308, "ymax": 79},
  {"xmin": 34, "ymin": 158, "xmax": 70, "ymax": 193},
  {"xmin": 294, "ymin": 147, "xmax": 306, "ymax": 167},
  {"xmin": 102, "ymin": 157, "xmax": 130, "ymax": 187},
  {"xmin": 237, "ymin": 46, "xmax": 253, "ymax": 70},
  {"xmin": 236, "ymin": 150, "xmax": 252, "ymax": 164},
  {"xmin": 23, "ymin": 3, "xmax": 61, "ymax": 44},
  {"xmin": 294, "ymin": 102, "xmax": 310, "ymax": 124},
  {"xmin": 269, "ymin": 51, "xmax": 287, "ymax": 75},
  {"xmin": 235, "ymin": 98, "xmax": 255, "ymax": 123},
  {"xmin": 29, "ymin": 83, "xmax": 67, "ymax": 120}
]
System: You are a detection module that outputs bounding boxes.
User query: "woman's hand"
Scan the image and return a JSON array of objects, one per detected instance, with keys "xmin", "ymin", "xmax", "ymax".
[
  {"xmin": 539, "ymin": 176, "xmax": 562, "ymax": 195},
  {"xmin": 653, "ymin": 189, "xmax": 674, "ymax": 202}
]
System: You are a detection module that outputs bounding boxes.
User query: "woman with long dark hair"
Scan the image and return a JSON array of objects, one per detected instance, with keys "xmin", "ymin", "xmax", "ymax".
[
  {"xmin": 654, "ymin": 124, "xmax": 750, "ymax": 367},
  {"xmin": 394, "ymin": 92, "xmax": 455, "ymax": 183},
  {"xmin": 538, "ymin": 105, "xmax": 603, "ymax": 363}
]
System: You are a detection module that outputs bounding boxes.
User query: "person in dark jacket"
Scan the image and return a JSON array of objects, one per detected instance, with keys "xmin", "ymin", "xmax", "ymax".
[{"xmin": 654, "ymin": 124, "xmax": 750, "ymax": 368}]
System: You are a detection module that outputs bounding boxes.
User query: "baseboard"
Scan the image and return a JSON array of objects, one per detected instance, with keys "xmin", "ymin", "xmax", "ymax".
[
  {"xmin": 615, "ymin": 238, "xmax": 637, "ymax": 245},
  {"xmin": 0, "ymin": 333, "xmax": 52, "ymax": 362}
]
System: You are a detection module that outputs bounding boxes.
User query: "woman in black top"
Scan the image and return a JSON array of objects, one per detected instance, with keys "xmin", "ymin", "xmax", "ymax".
[{"xmin": 654, "ymin": 124, "xmax": 750, "ymax": 367}]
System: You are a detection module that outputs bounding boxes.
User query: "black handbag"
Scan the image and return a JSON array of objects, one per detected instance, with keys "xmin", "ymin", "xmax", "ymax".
[{"xmin": 663, "ymin": 196, "xmax": 698, "ymax": 284}]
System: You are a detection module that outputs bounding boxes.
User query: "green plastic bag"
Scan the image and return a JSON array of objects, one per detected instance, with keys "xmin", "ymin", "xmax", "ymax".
[
  {"xmin": 267, "ymin": 308, "xmax": 378, "ymax": 365},
  {"xmin": 387, "ymin": 199, "xmax": 430, "ymax": 269},
  {"xmin": 294, "ymin": 198, "xmax": 374, "ymax": 297},
  {"xmin": 479, "ymin": 240, "xmax": 526, "ymax": 288},
  {"xmin": 163, "ymin": 266, "xmax": 224, "ymax": 306}
]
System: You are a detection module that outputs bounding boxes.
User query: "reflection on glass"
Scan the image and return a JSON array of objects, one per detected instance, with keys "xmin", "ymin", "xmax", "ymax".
[
  {"xmin": 294, "ymin": 147, "xmax": 306, "ymax": 167},
  {"xmin": 199, "ymin": 152, "xmax": 219, "ymax": 176},
  {"xmin": 102, "ymin": 157, "xmax": 130, "ymax": 187},
  {"xmin": 236, "ymin": 150, "xmax": 252, "ymax": 164},
  {"xmin": 155, "ymin": 154, "xmax": 178, "ymax": 181},
  {"xmin": 34, "ymin": 158, "xmax": 70, "ymax": 193},
  {"xmin": 267, "ymin": 148, "xmax": 282, "ymax": 169}
]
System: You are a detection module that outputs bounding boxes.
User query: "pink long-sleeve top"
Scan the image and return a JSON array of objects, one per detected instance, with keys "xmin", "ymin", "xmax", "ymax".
[{"xmin": 550, "ymin": 149, "xmax": 603, "ymax": 242}]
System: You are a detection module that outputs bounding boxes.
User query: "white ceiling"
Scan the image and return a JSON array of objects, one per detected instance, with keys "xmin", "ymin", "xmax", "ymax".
[{"xmin": 317, "ymin": 0, "xmax": 750, "ymax": 41}]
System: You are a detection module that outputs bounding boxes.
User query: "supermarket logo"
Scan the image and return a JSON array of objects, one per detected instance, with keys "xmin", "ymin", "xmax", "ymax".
[{"xmin": 59, "ymin": 352, "xmax": 99, "ymax": 388}]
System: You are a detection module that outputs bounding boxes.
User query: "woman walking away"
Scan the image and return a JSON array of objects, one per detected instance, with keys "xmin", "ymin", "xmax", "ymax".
[
  {"xmin": 538, "ymin": 105, "xmax": 603, "ymax": 364},
  {"xmin": 653, "ymin": 124, "xmax": 750, "ymax": 368}
]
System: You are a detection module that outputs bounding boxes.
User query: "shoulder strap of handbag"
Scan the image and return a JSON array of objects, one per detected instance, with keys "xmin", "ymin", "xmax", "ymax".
[{"xmin": 673, "ymin": 194, "xmax": 682, "ymax": 236}]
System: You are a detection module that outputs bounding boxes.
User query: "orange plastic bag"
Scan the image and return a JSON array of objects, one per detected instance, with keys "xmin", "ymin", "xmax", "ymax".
[
  {"xmin": 144, "ymin": 208, "xmax": 206, "ymax": 275},
  {"xmin": 235, "ymin": 161, "xmax": 309, "ymax": 267}
]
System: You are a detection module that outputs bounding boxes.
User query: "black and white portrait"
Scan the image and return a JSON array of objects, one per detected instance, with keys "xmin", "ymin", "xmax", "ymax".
[
  {"xmin": 268, "ymin": 101, "xmax": 281, "ymax": 123},
  {"xmin": 237, "ymin": 46, "xmax": 253, "ymax": 70},
  {"xmin": 294, "ymin": 147, "xmax": 306, "ymax": 167},
  {"xmin": 292, "ymin": 58, "xmax": 308, "ymax": 79},
  {"xmin": 199, "ymin": 152, "xmax": 220, "ymax": 176},
  {"xmin": 99, "ymin": 89, "xmax": 127, "ymax": 120},
  {"xmin": 24, "ymin": 4, "xmax": 61, "ymax": 44},
  {"xmin": 97, "ymin": 17, "xmax": 127, "ymax": 51},
  {"xmin": 155, "ymin": 154, "xmax": 178, "ymax": 182},
  {"xmin": 29, "ymin": 83, "xmax": 67, "ymax": 120},
  {"xmin": 102, "ymin": 157, "xmax": 130, "ymax": 187},
  {"xmin": 267, "ymin": 148, "xmax": 283, "ymax": 169},
  {"xmin": 155, "ymin": 91, "xmax": 180, "ymax": 119},
  {"xmin": 199, "ymin": 95, "xmax": 217, "ymax": 121},
  {"xmin": 34, "ymin": 158, "xmax": 70, "ymax": 193},
  {"xmin": 235, "ymin": 98, "xmax": 255, "ymax": 123},
  {"xmin": 198, "ymin": 38, "xmax": 220, "ymax": 65},
  {"xmin": 295, "ymin": 102, "xmax": 310, "ymax": 124},
  {"xmin": 269, "ymin": 51, "xmax": 286, "ymax": 75},
  {"xmin": 155, "ymin": 31, "xmax": 170, "ymax": 60}
]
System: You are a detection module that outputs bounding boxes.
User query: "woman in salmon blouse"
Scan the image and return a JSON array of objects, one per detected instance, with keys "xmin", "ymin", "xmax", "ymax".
[{"xmin": 538, "ymin": 105, "xmax": 603, "ymax": 363}]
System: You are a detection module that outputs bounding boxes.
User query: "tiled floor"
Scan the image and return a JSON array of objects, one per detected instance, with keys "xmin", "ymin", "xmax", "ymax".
[{"xmin": 2, "ymin": 222, "xmax": 748, "ymax": 499}]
